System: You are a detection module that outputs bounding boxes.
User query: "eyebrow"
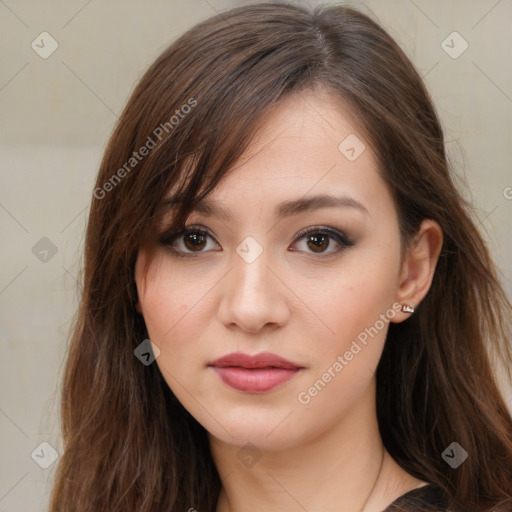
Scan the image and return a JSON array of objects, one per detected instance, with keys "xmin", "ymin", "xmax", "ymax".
[{"xmin": 162, "ymin": 194, "xmax": 370, "ymax": 221}]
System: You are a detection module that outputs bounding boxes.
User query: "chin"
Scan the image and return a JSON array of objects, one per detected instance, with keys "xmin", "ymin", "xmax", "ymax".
[{"xmin": 202, "ymin": 407, "xmax": 295, "ymax": 448}]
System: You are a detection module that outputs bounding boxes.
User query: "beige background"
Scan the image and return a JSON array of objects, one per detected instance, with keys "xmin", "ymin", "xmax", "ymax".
[{"xmin": 1, "ymin": 0, "xmax": 511, "ymax": 510}]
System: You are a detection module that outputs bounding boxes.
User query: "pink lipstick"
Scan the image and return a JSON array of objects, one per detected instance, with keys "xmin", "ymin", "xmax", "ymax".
[{"xmin": 208, "ymin": 352, "xmax": 303, "ymax": 393}]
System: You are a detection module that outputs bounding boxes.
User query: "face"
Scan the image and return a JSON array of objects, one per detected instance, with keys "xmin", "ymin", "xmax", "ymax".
[{"xmin": 135, "ymin": 89, "xmax": 406, "ymax": 452}]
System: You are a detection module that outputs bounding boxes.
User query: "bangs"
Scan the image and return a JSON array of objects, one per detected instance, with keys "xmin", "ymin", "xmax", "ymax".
[{"xmin": 127, "ymin": 8, "xmax": 330, "ymax": 240}]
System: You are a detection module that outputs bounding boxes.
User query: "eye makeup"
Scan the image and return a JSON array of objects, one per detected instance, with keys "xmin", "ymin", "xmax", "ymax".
[{"xmin": 158, "ymin": 224, "xmax": 355, "ymax": 259}]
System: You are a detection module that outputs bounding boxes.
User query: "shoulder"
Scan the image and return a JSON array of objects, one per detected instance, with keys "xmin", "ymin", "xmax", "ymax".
[{"xmin": 382, "ymin": 483, "xmax": 452, "ymax": 511}]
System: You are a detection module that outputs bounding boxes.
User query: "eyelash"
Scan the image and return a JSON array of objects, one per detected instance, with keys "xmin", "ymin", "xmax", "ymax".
[{"xmin": 159, "ymin": 225, "xmax": 355, "ymax": 259}]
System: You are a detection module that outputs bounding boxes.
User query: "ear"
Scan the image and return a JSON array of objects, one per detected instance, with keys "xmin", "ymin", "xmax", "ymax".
[{"xmin": 390, "ymin": 219, "xmax": 443, "ymax": 323}]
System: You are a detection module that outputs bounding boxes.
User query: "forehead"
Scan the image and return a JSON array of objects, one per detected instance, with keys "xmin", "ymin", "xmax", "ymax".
[{"xmin": 164, "ymin": 89, "xmax": 392, "ymax": 221}]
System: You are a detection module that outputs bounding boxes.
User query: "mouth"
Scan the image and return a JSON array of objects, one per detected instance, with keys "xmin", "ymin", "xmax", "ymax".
[{"xmin": 208, "ymin": 352, "xmax": 303, "ymax": 393}]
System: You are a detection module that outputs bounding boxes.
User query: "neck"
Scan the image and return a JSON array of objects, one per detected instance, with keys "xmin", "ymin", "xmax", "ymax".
[{"xmin": 210, "ymin": 381, "xmax": 422, "ymax": 512}]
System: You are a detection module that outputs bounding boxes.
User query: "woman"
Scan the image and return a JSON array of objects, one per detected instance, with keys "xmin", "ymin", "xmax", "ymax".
[{"xmin": 48, "ymin": 3, "xmax": 512, "ymax": 511}]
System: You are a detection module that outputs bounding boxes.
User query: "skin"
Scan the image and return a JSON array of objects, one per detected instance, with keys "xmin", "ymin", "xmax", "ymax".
[{"xmin": 135, "ymin": 87, "xmax": 443, "ymax": 512}]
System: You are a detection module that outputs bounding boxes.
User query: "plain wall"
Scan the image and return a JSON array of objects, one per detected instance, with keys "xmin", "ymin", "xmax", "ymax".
[{"xmin": 0, "ymin": 0, "xmax": 511, "ymax": 510}]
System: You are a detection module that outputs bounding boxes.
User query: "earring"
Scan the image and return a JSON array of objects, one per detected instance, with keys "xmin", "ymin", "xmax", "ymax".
[{"xmin": 401, "ymin": 304, "xmax": 415, "ymax": 314}]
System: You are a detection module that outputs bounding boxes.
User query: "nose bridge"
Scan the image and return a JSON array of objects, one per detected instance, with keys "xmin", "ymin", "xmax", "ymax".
[
  {"xmin": 218, "ymin": 235, "xmax": 290, "ymax": 332},
  {"xmin": 231, "ymin": 236, "xmax": 273, "ymax": 300}
]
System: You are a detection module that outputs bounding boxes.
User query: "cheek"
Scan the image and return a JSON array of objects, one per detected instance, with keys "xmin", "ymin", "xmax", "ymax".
[
  {"xmin": 137, "ymin": 255, "xmax": 209, "ymax": 366},
  {"xmin": 314, "ymin": 244, "xmax": 400, "ymax": 341},
  {"xmin": 297, "ymin": 239, "xmax": 401, "ymax": 406},
  {"xmin": 293, "ymin": 260, "xmax": 399, "ymax": 432},
  {"xmin": 141, "ymin": 276, "xmax": 210, "ymax": 405}
]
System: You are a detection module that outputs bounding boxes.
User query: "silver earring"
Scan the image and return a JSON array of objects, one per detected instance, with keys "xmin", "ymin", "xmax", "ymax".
[{"xmin": 401, "ymin": 304, "xmax": 415, "ymax": 314}]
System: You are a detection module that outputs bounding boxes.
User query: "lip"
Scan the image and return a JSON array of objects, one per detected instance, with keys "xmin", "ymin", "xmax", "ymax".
[{"xmin": 208, "ymin": 352, "xmax": 303, "ymax": 393}]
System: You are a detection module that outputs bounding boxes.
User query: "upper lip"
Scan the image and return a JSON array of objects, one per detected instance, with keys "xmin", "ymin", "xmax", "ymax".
[{"xmin": 208, "ymin": 352, "xmax": 302, "ymax": 370}]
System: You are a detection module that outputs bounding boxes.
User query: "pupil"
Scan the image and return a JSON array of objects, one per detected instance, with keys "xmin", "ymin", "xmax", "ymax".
[
  {"xmin": 308, "ymin": 234, "xmax": 328, "ymax": 253},
  {"xmin": 185, "ymin": 233, "xmax": 206, "ymax": 251}
]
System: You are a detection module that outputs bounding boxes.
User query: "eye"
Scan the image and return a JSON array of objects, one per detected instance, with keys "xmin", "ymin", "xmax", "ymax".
[
  {"xmin": 290, "ymin": 226, "xmax": 354, "ymax": 256},
  {"xmin": 159, "ymin": 226, "xmax": 220, "ymax": 257}
]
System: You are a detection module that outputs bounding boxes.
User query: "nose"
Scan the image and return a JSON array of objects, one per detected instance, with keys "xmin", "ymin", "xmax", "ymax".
[{"xmin": 217, "ymin": 245, "xmax": 291, "ymax": 334}]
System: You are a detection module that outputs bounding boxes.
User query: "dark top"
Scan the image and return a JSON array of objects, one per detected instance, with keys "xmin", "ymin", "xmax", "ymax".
[{"xmin": 382, "ymin": 483, "xmax": 451, "ymax": 511}]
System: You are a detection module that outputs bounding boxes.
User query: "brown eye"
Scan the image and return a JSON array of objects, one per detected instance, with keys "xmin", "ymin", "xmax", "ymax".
[
  {"xmin": 291, "ymin": 227, "xmax": 354, "ymax": 256},
  {"xmin": 183, "ymin": 232, "xmax": 208, "ymax": 251},
  {"xmin": 306, "ymin": 233, "xmax": 330, "ymax": 253},
  {"xmin": 159, "ymin": 226, "xmax": 220, "ymax": 257}
]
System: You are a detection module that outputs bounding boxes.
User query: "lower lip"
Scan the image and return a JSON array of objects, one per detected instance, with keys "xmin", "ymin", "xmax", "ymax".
[{"xmin": 211, "ymin": 366, "xmax": 300, "ymax": 392}]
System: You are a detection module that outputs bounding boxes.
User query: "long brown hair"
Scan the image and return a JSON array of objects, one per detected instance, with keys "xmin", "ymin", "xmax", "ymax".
[{"xmin": 48, "ymin": 3, "xmax": 512, "ymax": 511}]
